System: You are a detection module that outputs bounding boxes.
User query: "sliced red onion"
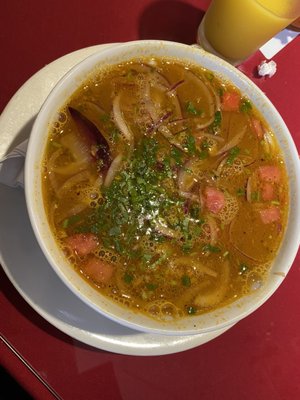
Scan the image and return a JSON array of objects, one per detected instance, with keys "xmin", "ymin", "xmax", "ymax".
[
  {"xmin": 216, "ymin": 127, "xmax": 246, "ymax": 156},
  {"xmin": 167, "ymin": 79, "xmax": 185, "ymax": 94},
  {"xmin": 171, "ymin": 115, "xmax": 215, "ymax": 131},
  {"xmin": 158, "ymin": 125, "xmax": 187, "ymax": 152},
  {"xmin": 113, "ymin": 94, "xmax": 134, "ymax": 146},
  {"xmin": 173, "ymin": 257, "xmax": 217, "ymax": 278},
  {"xmin": 59, "ymin": 203, "xmax": 89, "ymax": 222},
  {"xmin": 68, "ymin": 107, "xmax": 111, "ymax": 171},
  {"xmin": 153, "ymin": 219, "xmax": 181, "ymax": 239},
  {"xmin": 215, "ymin": 155, "xmax": 229, "ymax": 177},
  {"xmin": 205, "ymin": 215, "xmax": 218, "ymax": 245},
  {"xmin": 187, "ymin": 70, "xmax": 216, "ymax": 114},
  {"xmin": 179, "ymin": 191, "xmax": 199, "ymax": 203},
  {"xmin": 178, "ymin": 158, "xmax": 204, "ymax": 193},
  {"xmin": 61, "ymin": 130, "xmax": 94, "ymax": 165},
  {"xmin": 246, "ymin": 176, "xmax": 252, "ymax": 203},
  {"xmin": 143, "ymin": 80, "xmax": 159, "ymax": 122},
  {"xmin": 147, "ymin": 67, "xmax": 183, "ymax": 120},
  {"xmin": 57, "ymin": 170, "xmax": 91, "ymax": 198},
  {"xmin": 104, "ymin": 153, "xmax": 123, "ymax": 187},
  {"xmin": 147, "ymin": 111, "xmax": 173, "ymax": 134},
  {"xmin": 262, "ymin": 130, "xmax": 275, "ymax": 153},
  {"xmin": 194, "ymin": 261, "xmax": 229, "ymax": 307},
  {"xmin": 196, "ymin": 132, "xmax": 225, "ymax": 143},
  {"xmin": 151, "ymin": 69, "xmax": 171, "ymax": 89},
  {"xmin": 150, "ymin": 82, "xmax": 182, "ymax": 120}
]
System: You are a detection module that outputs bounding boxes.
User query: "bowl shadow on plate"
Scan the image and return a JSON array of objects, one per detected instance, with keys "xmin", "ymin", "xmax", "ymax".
[
  {"xmin": 0, "ymin": 116, "xmax": 146, "ymax": 345},
  {"xmin": 138, "ymin": 0, "xmax": 205, "ymax": 44},
  {"xmin": 0, "ymin": 187, "xmax": 144, "ymax": 343}
]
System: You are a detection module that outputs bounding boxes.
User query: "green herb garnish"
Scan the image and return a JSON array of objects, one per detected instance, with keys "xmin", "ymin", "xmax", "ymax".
[
  {"xmin": 185, "ymin": 134, "xmax": 197, "ymax": 154},
  {"xmin": 62, "ymin": 214, "xmax": 81, "ymax": 229},
  {"xmin": 240, "ymin": 99, "xmax": 252, "ymax": 113},
  {"xmin": 202, "ymin": 244, "xmax": 221, "ymax": 253},
  {"xmin": 186, "ymin": 101, "xmax": 202, "ymax": 116},
  {"xmin": 236, "ymin": 188, "xmax": 246, "ymax": 197},
  {"xmin": 124, "ymin": 273, "xmax": 134, "ymax": 284},
  {"xmin": 251, "ymin": 191, "xmax": 260, "ymax": 202},
  {"xmin": 146, "ymin": 283, "xmax": 158, "ymax": 291},
  {"xmin": 170, "ymin": 147, "xmax": 183, "ymax": 166},
  {"xmin": 226, "ymin": 146, "xmax": 240, "ymax": 165},
  {"xmin": 187, "ymin": 306, "xmax": 197, "ymax": 315},
  {"xmin": 209, "ymin": 110, "xmax": 222, "ymax": 134},
  {"xmin": 100, "ymin": 113, "xmax": 110, "ymax": 122},
  {"xmin": 181, "ymin": 275, "xmax": 191, "ymax": 287}
]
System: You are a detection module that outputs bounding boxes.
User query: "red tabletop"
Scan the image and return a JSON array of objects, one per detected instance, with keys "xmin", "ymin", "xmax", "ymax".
[{"xmin": 1, "ymin": 1, "xmax": 300, "ymax": 399}]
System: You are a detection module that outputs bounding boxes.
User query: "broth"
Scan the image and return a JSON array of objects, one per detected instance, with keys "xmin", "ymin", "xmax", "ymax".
[{"xmin": 42, "ymin": 57, "xmax": 289, "ymax": 321}]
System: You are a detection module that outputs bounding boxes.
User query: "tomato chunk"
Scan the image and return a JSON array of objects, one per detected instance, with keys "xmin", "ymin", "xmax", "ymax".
[
  {"xmin": 82, "ymin": 256, "xmax": 114, "ymax": 284},
  {"xmin": 258, "ymin": 165, "xmax": 281, "ymax": 183},
  {"xmin": 204, "ymin": 187, "xmax": 225, "ymax": 214},
  {"xmin": 261, "ymin": 182, "xmax": 275, "ymax": 201},
  {"xmin": 65, "ymin": 233, "xmax": 98, "ymax": 256},
  {"xmin": 259, "ymin": 206, "xmax": 280, "ymax": 224},
  {"xmin": 221, "ymin": 92, "xmax": 241, "ymax": 112}
]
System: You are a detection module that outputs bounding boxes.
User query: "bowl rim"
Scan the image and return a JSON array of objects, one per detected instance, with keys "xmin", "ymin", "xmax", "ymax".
[{"xmin": 24, "ymin": 39, "xmax": 300, "ymax": 335}]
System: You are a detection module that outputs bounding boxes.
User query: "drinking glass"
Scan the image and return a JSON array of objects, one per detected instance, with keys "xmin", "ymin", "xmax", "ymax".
[{"xmin": 197, "ymin": 0, "xmax": 300, "ymax": 65}]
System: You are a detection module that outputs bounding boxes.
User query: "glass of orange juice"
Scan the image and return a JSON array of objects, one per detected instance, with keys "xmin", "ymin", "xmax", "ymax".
[{"xmin": 197, "ymin": 0, "xmax": 300, "ymax": 65}]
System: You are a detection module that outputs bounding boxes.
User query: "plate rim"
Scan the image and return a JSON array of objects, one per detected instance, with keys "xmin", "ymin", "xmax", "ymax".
[{"xmin": 0, "ymin": 43, "xmax": 233, "ymax": 356}]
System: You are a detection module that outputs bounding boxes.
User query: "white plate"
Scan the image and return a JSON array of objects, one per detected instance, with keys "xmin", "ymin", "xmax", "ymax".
[{"xmin": 0, "ymin": 44, "xmax": 233, "ymax": 356}]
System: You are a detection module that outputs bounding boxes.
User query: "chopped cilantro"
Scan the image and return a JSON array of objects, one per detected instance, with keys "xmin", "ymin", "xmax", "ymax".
[
  {"xmin": 181, "ymin": 275, "xmax": 191, "ymax": 287},
  {"xmin": 236, "ymin": 188, "xmax": 246, "ymax": 196},
  {"xmin": 198, "ymin": 150, "xmax": 209, "ymax": 160},
  {"xmin": 226, "ymin": 146, "xmax": 240, "ymax": 165},
  {"xmin": 213, "ymin": 110, "xmax": 222, "ymax": 126},
  {"xmin": 210, "ymin": 110, "xmax": 222, "ymax": 133},
  {"xmin": 124, "ymin": 273, "xmax": 133, "ymax": 284},
  {"xmin": 240, "ymin": 99, "xmax": 252, "ymax": 113},
  {"xmin": 185, "ymin": 134, "xmax": 197, "ymax": 154},
  {"xmin": 110, "ymin": 126, "xmax": 120, "ymax": 142},
  {"xmin": 170, "ymin": 147, "xmax": 183, "ymax": 166},
  {"xmin": 187, "ymin": 306, "xmax": 197, "ymax": 315},
  {"xmin": 182, "ymin": 241, "xmax": 193, "ymax": 253},
  {"xmin": 109, "ymin": 226, "xmax": 121, "ymax": 236},
  {"xmin": 189, "ymin": 204, "xmax": 200, "ymax": 220},
  {"xmin": 146, "ymin": 283, "xmax": 157, "ymax": 291},
  {"xmin": 100, "ymin": 113, "xmax": 110, "ymax": 122},
  {"xmin": 186, "ymin": 101, "xmax": 202, "ymax": 116},
  {"xmin": 142, "ymin": 253, "xmax": 153, "ymax": 263},
  {"xmin": 149, "ymin": 254, "xmax": 168, "ymax": 269},
  {"xmin": 202, "ymin": 244, "xmax": 221, "ymax": 253},
  {"xmin": 205, "ymin": 71, "xmax": 214, "ymax": 81},
  {"xmin": 201, "ymin": 140, "xmax": 210, "ymax": 150},
  {"xmin": 79, "ymin": 137, "xmax": 205, "ymax": 260},
  {"xmin": 271, "ymin": 200, "xmax": 280, "ymax": 205},
  {"xmin": 62, "ymin": 214, "xmax": 81, "ymax": 229},
  {"xmin": 251, "ymin": 191, "xmax": 260, "ymax": 202}
]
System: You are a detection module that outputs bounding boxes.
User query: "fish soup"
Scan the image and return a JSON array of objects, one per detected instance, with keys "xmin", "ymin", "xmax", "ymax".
[{"xmin": 42, "ymin": 57, "xmax": 289, "ymax": 321}]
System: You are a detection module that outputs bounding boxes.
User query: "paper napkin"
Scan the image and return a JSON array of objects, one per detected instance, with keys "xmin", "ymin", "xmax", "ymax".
[{"xmin": 0, "ymin": 139, "xmax": 28, "ymax": 188}]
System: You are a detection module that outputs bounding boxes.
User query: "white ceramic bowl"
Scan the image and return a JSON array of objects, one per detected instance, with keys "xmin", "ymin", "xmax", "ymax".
[{"xmin": 25, "ymin": 40, "xmax": 300, "ymax": 335}]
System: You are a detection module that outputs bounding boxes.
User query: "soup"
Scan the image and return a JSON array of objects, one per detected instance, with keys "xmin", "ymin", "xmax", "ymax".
[{"xmin": 42, "ymin": 57, "xmax": 289, "ymax": 321}]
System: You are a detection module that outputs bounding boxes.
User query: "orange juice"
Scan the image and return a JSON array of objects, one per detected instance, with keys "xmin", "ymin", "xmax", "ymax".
[
  {"xmin": 291, "ymin": 16, "xmax": 300, "ymax": 29},
  {"xmin": 198, "ymin": 0, "xmax": 300, "ymax": 64}
]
